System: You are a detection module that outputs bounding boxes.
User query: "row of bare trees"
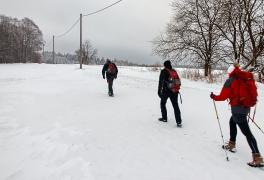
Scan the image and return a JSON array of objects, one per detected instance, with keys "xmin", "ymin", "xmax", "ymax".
[
  {"xmin": 153, "ymin": 0, "xmax": 264, "ymax": 80},
  {"xmin": 75, "ymin": 40, "xmax": 98, "ymax": 65},
  {"xmin": 75, "ymin": 40, "xmax": 147, "ymax": 66},
  {"xmin": 43, "ymin": 39, "xmax": 145, "ymax": 66},
  {"xmin": 0, "ymin": 15, "xmax": 43, "ymax": 63}
]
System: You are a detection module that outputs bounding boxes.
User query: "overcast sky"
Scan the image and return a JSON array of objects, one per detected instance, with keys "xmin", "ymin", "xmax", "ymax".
[{"xmin": 0, "ymin": 0, "xmax": 173, "ymax": 64}]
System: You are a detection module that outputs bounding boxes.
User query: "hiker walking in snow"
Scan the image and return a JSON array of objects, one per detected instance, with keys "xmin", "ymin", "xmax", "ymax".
[
  {"xmin": 210, "ymin": 63, "xmax": 263, "ymax": 167},
  {"xmin": 102, "ymin": 59, "xmax": 118, "ymax": 97},
  {"xmin": 158, "ymin": 60, "xmax": 182, "ymax": 127}
]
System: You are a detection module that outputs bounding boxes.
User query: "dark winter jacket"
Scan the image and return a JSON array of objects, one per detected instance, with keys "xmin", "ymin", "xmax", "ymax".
[
  {"xmin": 102, "ymin": 62, "xmax": 118, "ymax": 79},
  {"xmin": 158, "ymin": 67, "xmax": 180, "ymax": 96},
  {"xmin": 213, "ymin": 67, "xmax": 250, "ymax": 114}
]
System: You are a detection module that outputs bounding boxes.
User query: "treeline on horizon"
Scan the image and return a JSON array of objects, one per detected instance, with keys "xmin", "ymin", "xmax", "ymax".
[
  {"xmin": 42, "ymin": 51, "xmax": 157, "ymax": 67},
  {"xmin": 0, "ymin": 14, "xmax": 156, "ymax": 67}
]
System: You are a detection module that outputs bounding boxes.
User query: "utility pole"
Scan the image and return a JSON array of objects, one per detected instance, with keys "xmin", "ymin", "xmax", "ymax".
[
  {"xmin": 80, "ymin": 13, "xmax": 83, "ymax": 69},
  {"xmin": 42, "ymin": 43, "xmax": 45, "ymax": 64},
  {"xmin": 52, "ymin": 35, "xmax": 55, "ymax": 64}
]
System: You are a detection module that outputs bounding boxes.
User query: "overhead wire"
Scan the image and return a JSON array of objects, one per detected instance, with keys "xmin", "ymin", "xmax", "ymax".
[
  {"xmin": 47, "ymin": 0, "xmax": 124, "ymax": 51},
  {"xmin": 51, "ymin": 0, "xmax": 124, "ymax": 39},
  {"xmin": 83, "ymin": 0, "xmax": 124, "ymax": 17},
  {"xmin": 44, "ymin": 38, "xmax": 53, "ymax": 48},
  {"xmin": 54, "ymin": 17, "xmax": 80, "ymax": 38}
]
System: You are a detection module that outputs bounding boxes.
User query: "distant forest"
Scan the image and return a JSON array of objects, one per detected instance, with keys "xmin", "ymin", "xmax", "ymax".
[
  {"xmin": 0, "ymin": 15, "xmax": 43, "ymax": 63},
  {"xmin": 43, "ymin": 51, "xmax": 155, "ymax": 67}
]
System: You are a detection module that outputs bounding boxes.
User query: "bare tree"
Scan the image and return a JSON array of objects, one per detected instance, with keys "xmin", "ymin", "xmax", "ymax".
[
  {"xmin": 76, "ymin": 40, "xmax": 98, "ymax": 65},
  {"xmin": 0, "ymin": 15, "xmax": 43, "ymax": 63},
  {"xmin": 241, "ymin": 0, "xmax": 264, "ymax": 69},
  {"xmin": 21, "ymin": 18, "xmax": 43, "ymax": 63},
  {"xmin": 214, "ymin": 0, "xmax": 264, "ymax": 81},
  {"xmin": 217, "ymin": 0, "xmax": 264, "ymax": 68},
  {"xmin": 153, "ymin": 0, "xmax": 224, "ymax": 76}
]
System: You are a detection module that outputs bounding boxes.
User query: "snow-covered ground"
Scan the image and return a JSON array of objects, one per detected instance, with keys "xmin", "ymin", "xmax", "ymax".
[{"xmin": 0, "ymin": 64, "xmax": 263, "ymax": 180}]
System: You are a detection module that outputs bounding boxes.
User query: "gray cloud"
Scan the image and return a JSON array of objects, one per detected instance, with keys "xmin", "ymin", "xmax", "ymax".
[{"xmin": 0, "ymin": 0, "xmax": 173, "ymax": 64}]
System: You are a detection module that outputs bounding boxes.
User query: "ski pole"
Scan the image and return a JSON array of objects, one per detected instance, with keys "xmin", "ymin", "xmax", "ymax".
[
  {"xmin": 247, "ymin": 115, "xmax": 264, "ymax": 134},
  {"xmin": 248, "ymin": 105, "xmax": 256, "ymax": 123},
  {"xmin": 212, "ymin": 100, "xmax": 229, "ymax": 161},
  {"xmin": 179, "ymin": 92, "xmax": 183, "ymax": 104},
  {"xmin": 248, "ymin": 108, "xmax": 251, "ymax": 123},
  {"xmin": 252, "ymin": 105, "xmax": 257, "ymax": 122}
]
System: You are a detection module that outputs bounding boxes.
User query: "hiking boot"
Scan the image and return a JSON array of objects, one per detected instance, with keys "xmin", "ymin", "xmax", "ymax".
[
  {"xmin": 222, "ymin": 141, "xmax": 236, "ymax": 152},
  {"xmin": 176, "ymin": 123, "xmax": 182, "ymax": 128},
  {"xmin": 248, "ymin": 153, "xmax": 264, "ymax": 167},
  {"xmin": 158, "ymin": 118, "xmax": 167, "ymax": 122}
]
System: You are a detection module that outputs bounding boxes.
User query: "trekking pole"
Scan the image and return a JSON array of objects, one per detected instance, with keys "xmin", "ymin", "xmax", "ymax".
[
  {"xmin": 247, "ymin": 115, "xmax": 264, "ymax": 135},
  {"xmin": 248, "ymin": 108, "xmax": 251, "ymax": 123},
  {"xmin": 252, "ymin": 105, "xmax": 257, "ymax": 122},
  {"xmin": 212, "ymin": 100, "xmax": 229, "ymax": 161},
  {"xmin": 248, "ymin": 105, "xmax": 256, "ymax": 123},
  {"xmin": 179, "ymin": 92, "xmax": 183, "ymax": 104}
]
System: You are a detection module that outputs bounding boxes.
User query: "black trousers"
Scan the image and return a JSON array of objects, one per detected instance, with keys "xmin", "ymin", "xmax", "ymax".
[
  {"xmin": 230, "ymin": 114, "xmax": 259, "ymax": 153},
  {"xmin": 107, "ymin": 78, "xmax": 114, "ymax": 95},
  {"xmin": 160, "ymin": 92, "xmax": 182, "ymax": 124}
]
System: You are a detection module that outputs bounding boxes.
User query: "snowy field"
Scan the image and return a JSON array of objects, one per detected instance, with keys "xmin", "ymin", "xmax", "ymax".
[{"xmin": 0, "ymin": 64, "xmax": 264, "ymax": 180}]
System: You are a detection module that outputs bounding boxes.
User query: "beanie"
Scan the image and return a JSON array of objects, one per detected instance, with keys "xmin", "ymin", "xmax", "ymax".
[
  {"xmin": 227, "ymin": 63, "xmax": 240, "ymax": 74},
  {"xmin": 164, "ymin": 60, "xmax": 172, "ymax": 69},
  {"xmin": 227, "ymin": 65, "xmax": 235, "ymax": 74}
]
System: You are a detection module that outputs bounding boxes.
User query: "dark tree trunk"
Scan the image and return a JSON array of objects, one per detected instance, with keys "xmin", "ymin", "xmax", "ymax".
[{"xmin": 204, "ymin": 62, "xmax": 211, "ymax": 77}]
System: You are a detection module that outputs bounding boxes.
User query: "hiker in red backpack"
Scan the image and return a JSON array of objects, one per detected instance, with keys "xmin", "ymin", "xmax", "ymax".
[
  {"xmin": 158, "ymin": 60, "xmax": 182, "ymax": 127},
  {"xmin": 102, "ymin": 59, "xmax": 118, "ymax": 96},
  {"xmin": 210, "ymin": 63, "xmax": 263, "ymax": 167}
]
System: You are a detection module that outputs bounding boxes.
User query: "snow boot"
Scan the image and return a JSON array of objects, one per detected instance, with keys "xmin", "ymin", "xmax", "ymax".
[
  {"xmin": 222, "ymin": 141, "xmax": 236, "ymax": 152},
  {"xmin": 248, "ymin": 153, "xmax": 264, "ymax": 167},
  {"xmin": 177, "ymin": 123, "xmax": 182, "ymax": 128},
  {"xmin": 158, "ymin": 118, "xmax": 167, "ymax": 122}
]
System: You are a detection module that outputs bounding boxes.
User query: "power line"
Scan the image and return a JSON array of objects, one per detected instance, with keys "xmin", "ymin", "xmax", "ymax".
[
  {"xmin": 52, "ymin": 0, "xmax": 124, "ymax": 39},
  {"xmin": 54, "ymin": 17, "xmax": 80, "ymax": 38},
  {"xmin": 45, "ymin": 38, "xmax": 53, "ymax": 46},
  {"xmin": 47, "ymin": 0, "xmax": 125, "ymax": 67},
  {"xmin": 83, "ymin": 0, "xmax": 124, "ymax": 17}
]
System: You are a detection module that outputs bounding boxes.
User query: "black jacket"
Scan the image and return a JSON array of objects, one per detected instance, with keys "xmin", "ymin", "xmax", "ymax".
[
  {"xmin": 158, "ymin": 68, "xmax": 171, "ymax": 96},
  {"xmin": 102, "ymin": 62, "xmax": 118, "ymax": 79}
]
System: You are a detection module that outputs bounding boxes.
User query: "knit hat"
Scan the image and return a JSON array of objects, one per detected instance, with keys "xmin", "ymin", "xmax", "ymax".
[
  {"xmin": 227, "ymin": 63, "xmax": 240, "ymax": 74},
  {"xmin": 227, "ymin": 65, "xmax": 235, "ymax": 74},
  {"xmin": 164, "ymin": 60, "xmax": 172, "ymax": 69}
]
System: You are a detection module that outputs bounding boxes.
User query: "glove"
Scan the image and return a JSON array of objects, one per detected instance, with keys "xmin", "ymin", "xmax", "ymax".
[
  {"xmin": 103, "ymin": 75, "xmax": 105, "ymax": 79},
  {"xmin": 210, "ymin": 92, "xmax": 216, "ymax": 99},
  {"xmin": 114, "ymin": 75, "xmax": 117, "ymax": 79}
]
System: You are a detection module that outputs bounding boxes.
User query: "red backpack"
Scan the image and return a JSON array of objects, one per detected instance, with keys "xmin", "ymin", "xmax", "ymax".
[
  {"xmin": 166, "ymin": 68, "xmax": 181, "ymax": 93},
  {"xmin": 235, "ymin": 71, "xmax": 258, "ymax": 108},
  {"xmin": 107, "ymin": 63, "xmax": 117, "ymax": 75}
]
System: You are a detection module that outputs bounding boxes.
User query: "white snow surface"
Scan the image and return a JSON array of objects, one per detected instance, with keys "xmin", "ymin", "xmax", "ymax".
[{"xmin": 0, "ymin": 64, "xmax": 264, "ymax": 180}]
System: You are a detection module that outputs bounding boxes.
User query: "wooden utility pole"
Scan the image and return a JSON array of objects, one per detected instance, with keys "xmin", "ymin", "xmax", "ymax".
[
  {"xmin": 80, "ymin": 13, "xmax": 83, "ymax": 69},
  {"xmin": 52, "ymin": 35, "xmax": 55, "ymax": 64},
  {"xmin": 42, "ymin": 43, "xmax": 45, "ymax": 64}
]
